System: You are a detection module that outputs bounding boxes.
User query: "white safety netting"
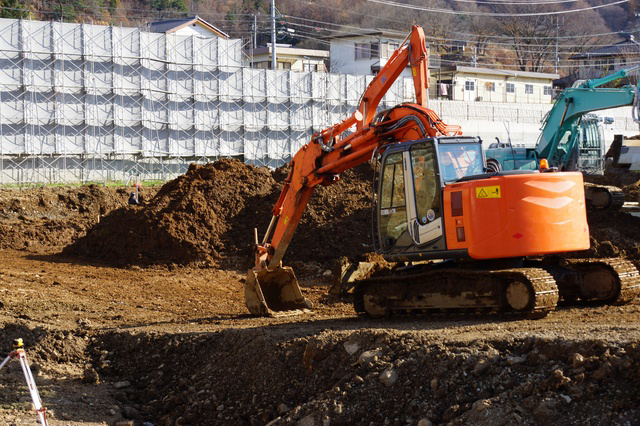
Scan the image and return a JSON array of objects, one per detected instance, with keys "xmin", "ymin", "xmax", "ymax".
[{"xmin": 0, "ymin": 17, "xmax": 635, "ymax": 185}]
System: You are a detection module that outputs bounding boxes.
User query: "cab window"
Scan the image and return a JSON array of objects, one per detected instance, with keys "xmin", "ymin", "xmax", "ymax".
[
  {"xmin": 438, "ymin": 144, "xmax": 484, "ymax": 182},
  {"xmin": 410, "ymin": 144, "xmax": 440, "ymax": 224},
  {"xmin": 379, "ymin": 152, "xmax": 407, "ymax": 245}
]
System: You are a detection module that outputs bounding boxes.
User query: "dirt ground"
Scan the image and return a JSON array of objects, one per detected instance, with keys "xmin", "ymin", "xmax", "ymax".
[{"xmin": 0, "ymin": 160, "xmax": 640, "ymax": 426}]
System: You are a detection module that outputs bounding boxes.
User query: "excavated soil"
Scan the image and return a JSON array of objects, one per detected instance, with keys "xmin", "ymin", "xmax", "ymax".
[
  {"xmin": 64, "ymin": 160, "xmax": 373, "ymax": 271},
  {"xmin": 0, "ymin": 185, "xmax": 131, "ymax": 254},
  {"xmin": 584, "ymin": 169, "xmax": 640, "ymax": 268},
  {"xmin": 0, "ymin": 159, "xmax": 639, "ymax": 425}
]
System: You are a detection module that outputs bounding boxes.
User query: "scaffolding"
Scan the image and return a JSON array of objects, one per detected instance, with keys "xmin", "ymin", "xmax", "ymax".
[
  {"xmin": 0, "ymin": 18, "xmax": 386, "ymax": 185},
  {"xmin": 0, "ymin": 18, "xmax": 635, "ymax": 186}
]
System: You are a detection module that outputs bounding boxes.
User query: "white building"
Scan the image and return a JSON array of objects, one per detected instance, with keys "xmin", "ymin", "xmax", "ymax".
[
  {"xmin": 433, "ymin": 66, "xmax": 558, "ymax": 104},
  {"xmin": 146, "ymin": 16, "xmax": 229, "ymax": 39},
  {"xmin": 327, "ymin": 29, "xmax": 413, "ymax": 76},
  {"xmin": 245, "ymin": 45, "xmax": 329, "ymax": 71}
]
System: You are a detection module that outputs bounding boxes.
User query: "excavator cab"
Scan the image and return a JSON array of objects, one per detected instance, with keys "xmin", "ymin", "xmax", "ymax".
[{"xmin": 375, "ymin": 137, "xmax": 484, "ymax": 258}]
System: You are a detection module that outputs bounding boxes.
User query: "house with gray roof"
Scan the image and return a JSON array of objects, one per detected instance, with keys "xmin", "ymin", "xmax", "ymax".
[{"xmin": 571, "ymin": 35, "xmax": 640, "ymax": 79}]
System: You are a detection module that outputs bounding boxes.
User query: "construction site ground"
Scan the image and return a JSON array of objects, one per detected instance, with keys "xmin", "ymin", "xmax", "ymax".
[{"xmin": 0, "ymin": 160, "xmax": 640, "ymax": 426}]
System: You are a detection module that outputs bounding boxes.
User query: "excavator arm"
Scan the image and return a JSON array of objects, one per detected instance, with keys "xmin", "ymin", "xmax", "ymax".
[
  {"xmin": 536, "ymin": 87, "xmax": 637, "ymax": 164},
  {"xmin": 245, "ymin": 26, "xmax": 461, "ymax": 316}
]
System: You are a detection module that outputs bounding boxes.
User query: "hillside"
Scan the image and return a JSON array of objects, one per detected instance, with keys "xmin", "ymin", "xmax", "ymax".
[{"xmin": 3, "ymin": 0, "xmax": 637, "ymax": 74}]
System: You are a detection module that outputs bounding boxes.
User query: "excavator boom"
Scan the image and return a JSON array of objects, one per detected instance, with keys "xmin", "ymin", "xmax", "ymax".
[{"xmin": 245, "ymin": 26, "xmax": 461, "ymax": 316}]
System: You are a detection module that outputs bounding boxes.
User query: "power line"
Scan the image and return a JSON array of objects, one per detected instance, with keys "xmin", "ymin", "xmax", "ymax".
[
  {"xmin": 367, "ymin": 0, "xmax": 629, "ymax": 17},
  {"xmin": 0, "ymin": 2, "xmax": 630, "ymax": 46},
  {"xmin": 288, "ymin": 1, "xmax": 637, "ymax": 41},
  {"xmin": 282, "ymin": 14, "xmax": 634, "ymax": 49},
  {"xmin": 449, "ymin": 0, "xmax": 596, "ymax": 4}
]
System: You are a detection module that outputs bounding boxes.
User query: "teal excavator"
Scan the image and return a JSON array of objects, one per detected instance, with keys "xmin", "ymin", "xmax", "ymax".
[{"xmin": 485, "ymin": 67, "xmax": 640, "ymax": 210}]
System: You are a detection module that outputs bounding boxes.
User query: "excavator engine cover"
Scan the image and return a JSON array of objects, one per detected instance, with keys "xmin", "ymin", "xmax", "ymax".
[{"xmin": 245, "ymin": 266, "xmax": 312, "ymax": 316}]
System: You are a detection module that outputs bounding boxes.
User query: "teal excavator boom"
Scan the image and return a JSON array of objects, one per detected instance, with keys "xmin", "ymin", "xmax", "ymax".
[
  {"xmin": 485, "ymin": 67, "xmax": 640, "ymax": 209},
  {"xmin": 536, "ymin": 67, "xmax": 639, "ymax": 166}
]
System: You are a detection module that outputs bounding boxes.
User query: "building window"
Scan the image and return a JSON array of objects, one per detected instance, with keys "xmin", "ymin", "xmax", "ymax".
[
  {"xmin": 594, "ymin": 59, "xmax": 613, "ymax": 72},
  {"xmin": 355, "ymin": 42, "xmax": 380, "ymax": 60},
  {"xmin": 303, "ymin": 63, "xmax": 318, "ymax": 72},
  {"xmin": 355, "ymin": 43, "xmax": 367, "ymax": 59},
  {"xmin": 506, "ymin": 82, "xmax": 515, "ymax": 93},
  {"xmin": 544, "ymin": 86, "xmax": 553, "ymax": 96},
  {"xmin": 465, "ymin": 80, "xmax": 475, "ymax": 91},
  {"xmin": 371, "ymin": 43, "xmax": 379, "ymax": 58},
  {"xmin": 525, "ymin": 84, "xmax": 533, "ymax": 94},
  {"xmin": 485, "ymin": 82, "xmax": 495, "ymax": 92},
  {"xmin": 277, "ymin": 62, "xmax": 292, "ymax": 70}
]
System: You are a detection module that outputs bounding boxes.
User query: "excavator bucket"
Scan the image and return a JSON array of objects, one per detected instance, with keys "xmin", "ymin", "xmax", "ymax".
[{"xmin": 245, "ymin": 266, "xmax": 312, "ymax": 316}]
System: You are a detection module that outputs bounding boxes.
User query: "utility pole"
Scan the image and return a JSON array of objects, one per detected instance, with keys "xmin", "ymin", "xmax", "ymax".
[
  {"xmin": 554, "ymin": 16, "xmax": 559, "ymax": 74},
  {"xmin": 271, "ymin": 0, "xmax": 276, "ymax": 70},
  {"xmin": 253, "ymin": 14, "xmax": 257, "ymax": 51},
  {"xmin": 252, "ymin": 13, "xmax": 258, "ymax": 68}
]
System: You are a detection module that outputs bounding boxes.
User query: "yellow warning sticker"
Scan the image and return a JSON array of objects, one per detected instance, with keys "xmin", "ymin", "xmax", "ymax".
[
  {"xmin": 476, "ymin": 185, "xmax": 501, "ymax": 198},
  {"xmin": 284, "ymin": 216, "xmax": 289, "ymax": 226}
]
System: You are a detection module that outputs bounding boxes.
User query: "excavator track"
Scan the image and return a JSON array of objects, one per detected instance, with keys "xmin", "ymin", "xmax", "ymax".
[
  {"xmin": 584, "ymin": 182, "xmax": 625, "ymax": 211},
  {"xmin": 545, "ymin": 258, "xmax": 640, "ymax": 305},
  {"xmin": 353, "ymin": 266, "xmax": 559, "ymax": 319}
]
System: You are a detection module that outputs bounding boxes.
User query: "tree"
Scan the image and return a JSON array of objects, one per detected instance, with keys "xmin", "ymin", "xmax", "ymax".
[
  {"xmin": 0, "ymin": 0, "xmax": 29, "ymax": 19},
  {"xmin": 150, "ymin": 0, "xmax": 188, "ymax": 16},
  {"xmin": 490, "ymin": 3, "xmax": 559, "ymax": 72}
]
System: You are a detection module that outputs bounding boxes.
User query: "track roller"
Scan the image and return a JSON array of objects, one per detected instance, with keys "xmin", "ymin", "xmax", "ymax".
[
  {"xmin": 353, "ymin": 266, "xmax": 559, "ymax": 319},
  {"xmin": 545, "ymin": 258, "xmax": 640, "ymax": 305},
  {"xmin": 584, "ymin": 183, "xmax": 625, "ymax": 211}
]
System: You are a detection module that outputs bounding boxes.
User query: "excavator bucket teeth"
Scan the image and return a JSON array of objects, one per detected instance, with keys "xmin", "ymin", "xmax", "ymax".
[{"xmin": 245, "ymin": 267, "xmax": 312, "ymax": 316}]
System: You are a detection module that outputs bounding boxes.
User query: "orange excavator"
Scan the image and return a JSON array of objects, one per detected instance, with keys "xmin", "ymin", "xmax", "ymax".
[{"xmin": 245, "ymin": 26, "xmax": 640, "ymax": 317}]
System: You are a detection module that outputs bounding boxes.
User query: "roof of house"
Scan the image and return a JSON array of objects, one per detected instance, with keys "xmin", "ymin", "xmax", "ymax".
[
  {"xmin": 571, "ymin": 38, "xmax": 640, "ymax": 60},
  {"xmin": 439, "ymin": 65, "xmax": 558, "ymax": 80},
  {"xmin": 249, "ymin": 45, "xmax": 329, "ymax": 58},
  {"xmin": 323, "ymin": 28, "xmax": 406, "ymax": 40},
  {"xmin": 146, "ymin": 16, "xmax": 229, "ymax": 39}
]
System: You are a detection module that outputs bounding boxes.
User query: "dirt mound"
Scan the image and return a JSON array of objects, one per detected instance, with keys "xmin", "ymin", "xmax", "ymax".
[
  {"xmin": 0, "ymin": 185, "xmax": 131, "ymax": 252},
  {"xmin": 64, "ymin": 159, "xmax": 374, "ymax": 268},
  {"xmin": 64, "ymin": 160, "xmax": 276, "ymax": 266},
  {"xmin": 581, "ymin": 170, "xmax": 640, "ymax": 267},
  {"xmin": 583, "ymin": 210, "xmax": 640, "ymax": 267},
  {"xmin": 94, "ymin": 328, "xmax": 640, "ymax": 425},
  {"xmin": 584, "ymin": 168, "xmax": 640, "ymax": 202}
]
